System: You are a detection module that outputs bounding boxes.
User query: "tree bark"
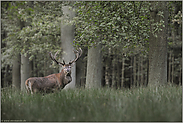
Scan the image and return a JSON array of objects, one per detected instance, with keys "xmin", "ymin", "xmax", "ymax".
[
  {"xmin": 133, "ymin": 56, "xmax": 136, "ymax": 87},
  {"xmin": 12, "ymin": 54, "xmax": 21, "ymax": 89},
  {"xmin": 117, "ymin": 55, "xmax": 121, "ymax": 89},
  {"xmin": 179, "ymin": 58, "xmax": 182, "ymax": 85},
  {"xmin": 168, "ymin": 52, "xmax": 171, "ymax": 83},
  {"xmin": 76, "ymin": 48, "xmax": 86, "ymax": 88},
  {"xmin": 61, "ymin": 6, "xmax": 76, "ymax": 89},
  {"xmin": 21, "ymin": 54, "xmax": 30, "ymax": 91},
  {"xmin": 85, "ymin": 44, "xmax": 102, "ymax": 88},
  {"xmin": 105, "ymin": 49, "xmax": 112, "ymax": 87},
  {"xmin": 171, "ymin": 54, "xmax": 174, "ymax": 83},
  {"xmin": 112, "ymin": 52, "xmax": 117, "ymax": 89},
  {"xmin": 137, "ymin": 56, "xmax": 140, "ymax": 87},
  {"xmin": 121, "ymin": 56, "xmax": 125, "ymax": 88},
  {"xmin": 130, "ymin": 57, "xmax": 133, "ymax": 87},
  {"xmin": 20, "ymin": 1, "xmax": 32, "ymax": 91},
  {"xmin": 149, "ymin": 2, "xmax": 168, "ymax": 86},
  {"xmin": 141, "ymin": 56, "xmax": 144, "ymax": 86},
  {"xmin": 4, "ymin": 65, "xmax": 9, "ymax": 87}
]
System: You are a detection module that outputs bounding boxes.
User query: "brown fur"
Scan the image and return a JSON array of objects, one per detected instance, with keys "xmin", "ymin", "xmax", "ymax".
[
  {"xmin": 25, "ymin": 48, "xmax": 82, "ymax": 94},
  {"xmin": 25, "ymin": 68, "xmax": 72, "ymax": 94}
]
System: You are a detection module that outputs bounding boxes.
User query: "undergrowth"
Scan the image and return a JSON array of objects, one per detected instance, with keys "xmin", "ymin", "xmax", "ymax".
[{"xmin": 1, "ymin": 85, "xmax": 182, "ymax": 122}]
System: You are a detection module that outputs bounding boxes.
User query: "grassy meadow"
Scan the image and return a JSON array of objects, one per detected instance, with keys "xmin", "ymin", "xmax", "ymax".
[{"xmin": 1, "ymin": 85, "xmax": 182, "ymax": 122}]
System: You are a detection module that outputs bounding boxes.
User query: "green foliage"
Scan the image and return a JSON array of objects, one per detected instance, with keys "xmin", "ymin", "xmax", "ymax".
[
  {"xmin": 73, "ymin": 1, "xmax": 181, "ymax": 56},
  {"xmin": 1, "ymin": 85, "xmax": 182, "ymax": 122},
  {"xmin": 74, "ymin": 1, "xmax": 150, "ymax": 55},
  {"xmin": 1, "ymin": 1, "xmax": 181, "ymax": 63},
  {"xmin": 1, "ymin": 1, "xmax": 63, "ymax": 66}
]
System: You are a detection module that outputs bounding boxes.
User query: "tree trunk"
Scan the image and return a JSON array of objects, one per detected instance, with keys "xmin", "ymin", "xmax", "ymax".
[
  {"xmin": 20, "ymin": 1, "xmax": 32, "ymax": 91},
  {"xmin": 137, "ymin": 56, "xmax": 140, "ymax": 87},
  {"xmin": 179, "ymin": 59, "xmax": 182, "ymax": 85},
  {"xmin": 130, "ymin": 57, "xmax": 133, "ymax": 88},
  {"xmin": 148, "ymin": 2, "xmax": 168, "ymax": 86},
  {"xmin": 105, "ymin": 49, "xmax": 112, "ymax": 87},
  {"xmin": 4, "ymin": 65, "xmax": 9, "ymax": 87},
  {"xmin": 133, "ymin": 56, "xmax": 136, "ymax": 87},
  {"xmin": 21, "ymin": 54, "xmax": 30, "ymax": 91},
  {"xmin": 146, "ymin": 58, "xmax": 149, "ymax": 86},
  {"xmin": 12, "ymin": 54, "xmax": 21, "ymax": 89},
  {"xmin": 121, "ymin": 56, "xmax": 125, "ymax": 88},
  {"xmin": 29, "ymin": 60, "xmax": 33, "ymax": 77},
  {"xmin": 76, "ymin": 48, "xmax": 86, "ymax": 88},
  {"xmin": 85, "ymin": 44, "xmax": 102, "ymax": 88},
  {"xmin": 171, "ymin": 54, "xmax": 174, "ymax": 83},
  {"xmin": 61, "ymin": 6, "xmax": 76, "ymax": 89},
  {"xmin": 117, "ymin": 56, "xmax": 121, "ymax": 89},
  {"xmin": 168, "ymin": 52, "xmax": 171, "ymax": 83},
  {"xmin": 112, "ymin": 50, "xmax": 117, "ymax": 89},
  {"xmin": 140, "ymin": 56, "xmax": 143, "ymax": 86}
]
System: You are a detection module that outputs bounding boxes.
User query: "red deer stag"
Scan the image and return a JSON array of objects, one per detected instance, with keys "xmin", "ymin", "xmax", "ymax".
[{"xmin": 25, "ymin": 48, "xmax": 82, "ymax": 94}]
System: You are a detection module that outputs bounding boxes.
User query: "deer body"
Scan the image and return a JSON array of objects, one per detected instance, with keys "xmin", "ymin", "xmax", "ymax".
[{"xmin": 25, "ymin": 48, "xmax": 82, "ymax": 94}]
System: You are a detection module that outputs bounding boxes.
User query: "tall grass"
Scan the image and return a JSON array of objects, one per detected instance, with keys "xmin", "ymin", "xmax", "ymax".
[{"xmin": 1, "ymin": 85, "xmax": 182, "ymax": 122}]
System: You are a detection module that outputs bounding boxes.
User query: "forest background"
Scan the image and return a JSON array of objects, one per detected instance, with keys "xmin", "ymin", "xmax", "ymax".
[
  {"xmin": 1, "ymin": 1, "xmax": 182, "ymax": 89},
  {"xmin": 1, "ymin": 1, "xmax": 182, "ymax": 122}
]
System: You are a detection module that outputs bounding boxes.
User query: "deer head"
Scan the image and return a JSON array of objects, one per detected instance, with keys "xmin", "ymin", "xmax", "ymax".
[{"xmin": 49, "ymin": 47, "xmax": 82, "ymax": 77}]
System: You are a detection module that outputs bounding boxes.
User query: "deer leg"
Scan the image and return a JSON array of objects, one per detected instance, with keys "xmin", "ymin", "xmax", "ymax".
[
  {"xmin": 25, "ymin": 85, "xmax": 29, "ymax": 93},
  {"xmin": 30, "ymin": 86, "xmax": 33, "ymax": 94},
  {"xmin": 25, "ymin": 80, "xmax": 30, "ymax": 94},
  {"xmin": 28, "ymin": 81, "xmax": 34, "ymax": 94}
]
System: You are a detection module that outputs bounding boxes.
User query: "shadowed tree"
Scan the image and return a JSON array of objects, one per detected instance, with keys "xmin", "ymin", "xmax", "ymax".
[
  {"xmin": 85, "ymin": 44, "xmax": 102, "ymax": 88},
  {"xmin": 148, "ymin": 2, "xmax": 168, "ymax": 86},
  {"xmin": 12, "ymin": 54, "xmax": 21, "ymax": 89}
]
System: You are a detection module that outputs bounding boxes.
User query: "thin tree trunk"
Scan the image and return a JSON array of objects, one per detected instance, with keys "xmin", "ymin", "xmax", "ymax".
[
  {"xmin": 112, "ymin": 50, "xmax": 117, "ymax": 89},
  {"xmin": 168, "ymin": 52, "xmax": 172, "ymax": 83},
  {"xmin": 121, "ymin": 56, "xmax": 125, "ymax": 88},
  {"xmin": 12, "ymin": 54, "xmax": 21, "ymax": 89},
  {"xmin": 4, "ymin": 65, "xmax": 8, "ymax": 87},
  {"xmin": 21, "ymin": 54, "xmax": 29, "ymax": 91},
  {"xmin": 44, "ymin": 57, "xmax": 47, "ymax": 76},
  {"xmin": 105, "ymin": 62, "xmax": 109, "ymax": 86},
  {"xmin": 29, "ymin": 60, "xmax": 33, "ymax": 77},
  {"xmin": 179, "ymin": 59, "xmax": 182, "ymax": 85},
  {"xmin": 76, "ymin": 48, "xmax": 86, "ymax": 88},
  {"xmin": 146, "ymin": 58, "xmax": 148, "ymax": 86},
  {"xmin": 117, "ymin": 55, "xmax": 120, "ymax": 89},
  {"xmin": 137, "ymin": 56, "xmax": 140, "ymax": 87},
  {"xmin": 172, "ymin": 54, "xmax": 174, "ymax": 83},
  {"xmin": 133, "ymin": 56, "xmax": 136, "ymax": 87},
  {"xmin": 130, "ymin": 57, "xmax": 133, "ymax": 87},
  {"xmin": 141, "ymin": 56, "xmax": 143, "ymax": 86},
  {"xmin": 107, "ymin": 48, "xmax": 112, "ymax": 87},
  {"xmin": 171, "ymin": 28, "xmax": 175, "ymax": 84},
  {"xmin": 105, "ymin": 52, "xmax": 112, "ymax": 87},
  {"xmin": 34, "ymin": 55, "xmax": 38, "ymax": 77}
]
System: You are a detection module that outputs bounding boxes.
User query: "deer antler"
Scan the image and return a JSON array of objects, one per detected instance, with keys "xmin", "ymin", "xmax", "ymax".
[
  {"xmin": 69, "ymin": 47, "xmax": 82, "ymax": 64},
  {"xmin": 49, "ymin": 51, "xmax": 65, "ymax": 66}
]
